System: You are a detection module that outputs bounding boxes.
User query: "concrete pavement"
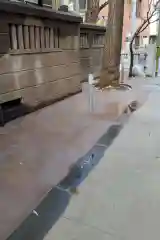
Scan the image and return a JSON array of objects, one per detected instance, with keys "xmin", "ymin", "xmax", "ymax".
[
  {"xmin": 42, "ymin": 78, "xmax": 160, "ymax": 240},
  {"xmin": 0, "ymin": 83, "xmax": 141, "ymax": 240}
]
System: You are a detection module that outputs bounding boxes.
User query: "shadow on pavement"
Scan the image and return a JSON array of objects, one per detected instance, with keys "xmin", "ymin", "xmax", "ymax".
[
  {"xmin": 7, "ymin": 124, "xmax": 123, "ymax": 240},
  {"xmin": 7, "ymin": 187, "xmax": 71, "ymax": 240}
]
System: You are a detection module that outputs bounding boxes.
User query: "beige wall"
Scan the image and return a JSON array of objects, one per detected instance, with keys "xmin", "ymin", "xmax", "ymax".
[
  {"xmin": 0, "ymin": 1, "xmax": 105, "ymax": 113},
  {"xmin": 0, "ymin": 1, "xmax": 82, "ymax": 108}
]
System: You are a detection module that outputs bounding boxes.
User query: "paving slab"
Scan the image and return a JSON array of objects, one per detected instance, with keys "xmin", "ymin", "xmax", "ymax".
[
  {"xmin": 0, "ymin": 83, "xmax": 139, "ymax": 240},
  {"xmin": 43, "ymin": 78, "xmax": 160, "ymax": 240},
  {"xmin": 44, "ymin": 217, "xmax": 117, "ymax": 240}
]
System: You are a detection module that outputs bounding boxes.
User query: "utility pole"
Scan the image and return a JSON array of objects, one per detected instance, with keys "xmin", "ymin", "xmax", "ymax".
[{"xmin": 100, "ymin": 0, "xmax": 124, "ymax": 87}]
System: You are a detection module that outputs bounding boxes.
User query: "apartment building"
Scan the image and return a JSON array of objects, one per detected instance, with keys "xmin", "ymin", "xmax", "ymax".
[
  {"xmin": 136, "ymin": 0, "xmax": 150, "ymax": 46},
  {"xmin": 149, "ymin": 0, "xmax": 159, "ymax": 44},
  {"xmin": 9, "ymin": 0, "xmax": 158, "ymax": 46},
  {"xmin": 99, "ymin": 0, "xmax": 152, "ymax": 49}
]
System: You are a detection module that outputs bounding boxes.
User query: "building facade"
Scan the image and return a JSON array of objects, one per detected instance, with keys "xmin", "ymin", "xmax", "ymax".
[
  {"xmin": 9, "ymin": 0, "xmax": 158, "ymax": 47},
  {"xmin": 99, "ymin": 0, "xmax": 151, "ymax": 50}
]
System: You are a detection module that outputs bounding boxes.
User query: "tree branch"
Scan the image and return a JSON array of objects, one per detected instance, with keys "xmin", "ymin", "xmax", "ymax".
[
  {"xmin": 99, "ymin": 0, "xmax": 109, "ymax": 12},
  {"xmin": 150, "ymin": 17, "xmax": 159, "ymax": 24},
  {"xmin": 138, "ymin": 17, "xmax": 159, "ymax": 34},
  {"xmin": 137, "ymin": 22, "xmax": 150, "ymax": 34},
  {"xmin": 147, "ymin": 0, "xmax": 153, "ymax": 19},
  {"xmin": 134, "ymin": 0, "xmax": 160, "ymax": 37}
]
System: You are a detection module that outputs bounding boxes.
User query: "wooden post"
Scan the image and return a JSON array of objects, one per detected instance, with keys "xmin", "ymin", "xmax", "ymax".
[{"xmin": 100, "ymin": 0, "xmax": 124, "ymax": 87}]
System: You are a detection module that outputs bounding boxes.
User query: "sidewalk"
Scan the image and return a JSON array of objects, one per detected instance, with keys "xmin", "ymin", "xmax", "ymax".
[
  {"xmin": 0, "ymin": 82, "xmax": 142, "ymax": 240},
  {"xmin": 42, "ymin": 78, "xmax": 160, "ymax": 240}
]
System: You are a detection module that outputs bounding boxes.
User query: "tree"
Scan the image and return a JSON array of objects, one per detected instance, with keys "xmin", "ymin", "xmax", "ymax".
[
  {"xmin": 99, "ymin": 0, "xmax": 125, "ymax": 88},
  {"xmin": 86, "ymin": 0, "xmax": 109, "ymax": 23},
  {"xmin": 129, "ymin": 0, "xmax": 160, "ymax": 77}
]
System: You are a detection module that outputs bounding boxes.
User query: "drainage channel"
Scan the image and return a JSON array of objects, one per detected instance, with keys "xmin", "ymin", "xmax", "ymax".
[{"xmin": 7, "ymin": 112, "xmax": 131, "ymax": 240}]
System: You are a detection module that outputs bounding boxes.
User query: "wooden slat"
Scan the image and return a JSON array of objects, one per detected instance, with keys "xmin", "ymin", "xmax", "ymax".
[
  {"xmin": 29, "ymin": 26, "xmax": 35, "ymax": 49},
  {"xmin": 17, "ymin": 25, "xmax": 24, "ymax": 49},
  {"xmin": 49, "ymin": 28, "xmax": 54, "ymax": 48},
  {"xmin": 35, "ymin": 26, "xmax": 40, "ymax": 49},
  {"xmin": 40, "ymin": 27, "xmax": 45, "ymax": 49},
  {"xmin": 24, "ymin": 25, "xmax": 30, "ymax": 49},
  {"xmin": 11, "ymin": 25, "xmax": 18, "ymax": 50},
  {"xmin": 45, "ymin": 27, "xmax": 50, "ymax": 49}
]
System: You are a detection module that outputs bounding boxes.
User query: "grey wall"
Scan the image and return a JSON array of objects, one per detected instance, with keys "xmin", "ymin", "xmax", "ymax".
[{"xmin": 0, "ymin": 2, "xmax": 105, "ymax": 108}]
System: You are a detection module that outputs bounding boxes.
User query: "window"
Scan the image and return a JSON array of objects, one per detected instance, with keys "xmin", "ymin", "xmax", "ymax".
[
  {"xmin": 79, "ymin": 0, "xmax": 87, "ymax": 10},
  {"xmin": 135, "ymin": 36, "xmax": 140, "ymax": 46},
  {"xmin": 149, "ymin": 35, "xmax": 157, "ymax": 44},
  {"xmin": 136, "ymin": 0, "xmax": 142, "ymax": 18}
]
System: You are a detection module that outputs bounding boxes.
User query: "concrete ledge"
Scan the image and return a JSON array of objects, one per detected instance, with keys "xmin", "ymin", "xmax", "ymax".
[
  {"xmin": 80, "ymin": 23, "xmax": 106, "ymax": 32},
  {"xmin": 0, "ymin": 0, "xmax": 82, "ymax": 23}
]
